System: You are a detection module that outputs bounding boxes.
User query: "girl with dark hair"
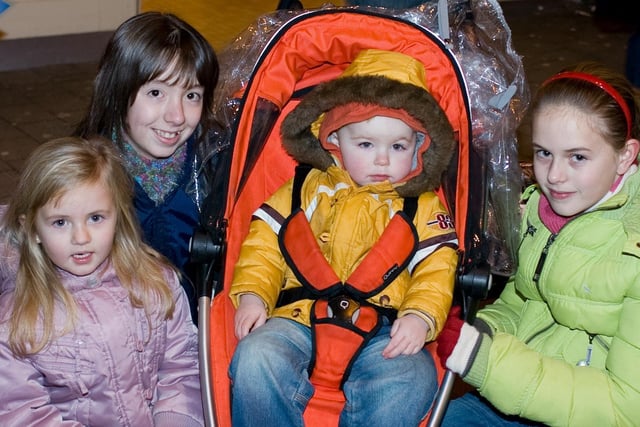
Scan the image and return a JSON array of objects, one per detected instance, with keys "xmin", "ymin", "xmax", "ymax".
[{"xmin": 75, "ymin": 12, "xmax": 219, "ymax": 323}]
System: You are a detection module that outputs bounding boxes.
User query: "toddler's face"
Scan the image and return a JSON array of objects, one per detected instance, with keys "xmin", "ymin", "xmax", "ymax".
[
  {"xmin": 124, "ymin": 67, "xmax": 204, "ymax": 160},
  {"xmin": 532, "ymin": 104, "xmax": 631, "ymax": 217},
  {"xmin": 35, "ymin": 180, "xmax": 116, "ymax": 277},
  {"xmin": 332, "ymin": 116, "xmax": 417, "ymax": 186}
]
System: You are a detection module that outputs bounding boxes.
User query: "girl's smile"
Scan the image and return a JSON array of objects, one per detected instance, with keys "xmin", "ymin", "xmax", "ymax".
[
  {"xmin": 532, "ymin": 105, "xmax": 635, "ymax": 217},
  {"xmin": 124, "ymin": 69, "xmax": 204, "ymax": 160}
]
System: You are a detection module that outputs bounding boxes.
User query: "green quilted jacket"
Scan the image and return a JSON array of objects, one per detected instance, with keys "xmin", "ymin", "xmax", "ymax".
[{"xmin": 463, "ymin": 169, "xmax": 640, "ymax": 426}]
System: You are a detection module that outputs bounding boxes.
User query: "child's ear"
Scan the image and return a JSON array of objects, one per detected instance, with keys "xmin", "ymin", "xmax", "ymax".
[
  {"xmin": 327, "ymin": 132, "xmax": 339, "ymax": 146},
  {"xmin": 18, "ymin": 215, "xmax": 40, "ymax": 243},
  {"xmin": 617, "ymin": 138, "xmax": 640, "ymax": 175}
]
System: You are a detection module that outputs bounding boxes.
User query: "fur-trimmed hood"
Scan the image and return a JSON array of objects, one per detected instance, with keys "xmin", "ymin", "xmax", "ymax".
[{"xmin": 280, "ymin": 49, "xmax": 456, "ymax": 197}]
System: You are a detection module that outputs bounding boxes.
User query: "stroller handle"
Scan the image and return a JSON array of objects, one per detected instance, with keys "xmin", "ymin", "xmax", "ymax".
[
  {"xmin": 427, "ymin": 370, "xmax": 456, "ymax": 427},
  {"xmin": 199, "ymin": 294, "xmax": 216, "ymax": 426}
]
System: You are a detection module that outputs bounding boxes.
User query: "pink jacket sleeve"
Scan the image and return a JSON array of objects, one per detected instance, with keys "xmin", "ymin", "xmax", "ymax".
[{"xmin": 152, "ymin": 270, "xmax": 204, "ymax": 426}]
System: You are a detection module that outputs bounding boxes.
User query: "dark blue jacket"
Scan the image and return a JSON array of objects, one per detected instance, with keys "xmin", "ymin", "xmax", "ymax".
[{"xmin": 133, "ymin": 138, "xmax": 199, "ymax": 324}]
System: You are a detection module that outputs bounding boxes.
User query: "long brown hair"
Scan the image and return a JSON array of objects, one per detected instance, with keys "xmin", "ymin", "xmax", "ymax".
[
  {"xmin": 2, "ymin": 136, "xmax": 175, "ymax": 357},
  {"xmin": 74, "ymin": 11, "xmax": 219, "ymax": 148}
]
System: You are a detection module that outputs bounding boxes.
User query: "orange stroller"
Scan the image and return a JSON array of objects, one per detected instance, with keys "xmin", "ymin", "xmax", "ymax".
[{"xmin": 190, "ymin": 1, "xmax": 529, "ymax": 425}]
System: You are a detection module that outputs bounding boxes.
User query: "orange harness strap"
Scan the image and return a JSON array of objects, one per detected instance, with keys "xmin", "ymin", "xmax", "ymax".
[
  {"xmin": 280, "ymin": 209, "xmax": 418, "ymax": 298},
  {"xmin": 279, "ymin": 210, "xmax": 342, "ymax": 295},
  {"xmin": 278, "ymin": 206, "xmax": 419, "ymax": 425},
  {"xmin": 303, "ymin": 300, "xmax": 381, "ymax": 427},
  {"xmin": 278, "ymin": 165, "xmax": 420, "ymax": 424}
]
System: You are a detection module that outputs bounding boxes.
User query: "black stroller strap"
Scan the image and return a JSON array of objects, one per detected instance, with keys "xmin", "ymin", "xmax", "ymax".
[
  {"xmin": 277, "ymin": 287, "xmax": 398, "ymax": 322},
  {"xmin": 403, "ymin": 195, "xmax": 418, "ymax": 221},
  {"xmin": 291, "ymin": 163, "xmax": 313, "ymax": 212}
]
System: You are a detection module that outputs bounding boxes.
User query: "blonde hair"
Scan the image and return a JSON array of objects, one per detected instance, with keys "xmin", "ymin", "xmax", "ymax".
[{"xmin": 2, "ymin": 136, "xmax": 175, "ymax": 357}]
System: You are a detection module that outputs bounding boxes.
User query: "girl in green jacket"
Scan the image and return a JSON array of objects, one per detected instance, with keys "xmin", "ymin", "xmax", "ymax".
[{"xmin": 438, "ymin": 62, "xmax": 640, "ymax": 426}]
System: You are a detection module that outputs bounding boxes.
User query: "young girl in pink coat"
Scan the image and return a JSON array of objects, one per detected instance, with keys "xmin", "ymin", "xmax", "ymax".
[{"xmin": 0, "ymin": 136, "xmax": 203, "ymax": 426}]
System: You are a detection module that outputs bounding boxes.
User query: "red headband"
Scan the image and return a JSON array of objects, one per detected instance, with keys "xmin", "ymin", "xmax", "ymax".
[{"xmin": 543, "ymin": 71, "xmax": 632, "ymax": 140}]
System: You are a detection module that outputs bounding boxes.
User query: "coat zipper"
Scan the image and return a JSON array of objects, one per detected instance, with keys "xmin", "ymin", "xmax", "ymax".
[
  {"xmin": 524, "ymin": 321, "xmax": 555, "ymax": 345},
  {"xmin": 532, "ymin": 233, "xmax": 557, "ymax": 285},
  {"xmin": 576, "ymin": 334, "xmax": 595, "ymax": 366},
  {"xmin": 521, "ymin": 206, "xmax": 614, "ymax": 365},
  {"xmin": 515, "ymin": 222, "xmax": 537, "ymax": 256},
  {"xmin": 594, "ymin": 335, "xmax": 609, "ymax": 352}
]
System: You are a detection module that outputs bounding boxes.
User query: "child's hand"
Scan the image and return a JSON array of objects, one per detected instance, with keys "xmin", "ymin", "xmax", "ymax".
[
  {"xmin": 436, "ymin": 305, "xmax": 464, "ymax": 369},
  {"xmin": 234, "ymin": 293, "xmax": 267, "ymax": 340},
  {"xmin": 382, "ymin": 313, "xmax": 429, "ymax": 359}
]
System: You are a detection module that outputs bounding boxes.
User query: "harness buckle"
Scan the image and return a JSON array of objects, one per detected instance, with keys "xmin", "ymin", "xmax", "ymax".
[{"xmin": 327, "ymin": 295, "xmax": 360, "ymax": 324}]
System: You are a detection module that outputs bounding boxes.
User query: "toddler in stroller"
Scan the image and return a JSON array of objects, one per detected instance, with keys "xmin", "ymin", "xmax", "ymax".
[
  {"xmin": 229, "ymin": 48, "xmax": 459, "ymax": 426},
  {"xmin": 192, "ymin": 1, "xmax": 529, "ymax": 426}
]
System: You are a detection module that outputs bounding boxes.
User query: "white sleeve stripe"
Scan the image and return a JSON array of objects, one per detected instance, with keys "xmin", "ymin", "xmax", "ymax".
[
  {"xmin": 253, "ymin": 207, "xmax": 283, "ymax": 234},
  {"xmin": 408, "ymin": 238, "xmax": 458, "ymax": 274},
  {"xmin": 305, "ymin": 196, "xmax": 318, "ymax": 220}
]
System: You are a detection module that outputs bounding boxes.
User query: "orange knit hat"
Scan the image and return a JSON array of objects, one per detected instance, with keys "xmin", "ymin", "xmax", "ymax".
[{"xmin": 318, "ymin": 102, "xmax": 428, "ymax": 151}]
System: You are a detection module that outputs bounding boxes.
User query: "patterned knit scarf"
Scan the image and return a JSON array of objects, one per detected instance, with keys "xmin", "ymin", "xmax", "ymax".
[{"xmin": 121, "ymin": 142, "xmax": 187, "ymax": 205}]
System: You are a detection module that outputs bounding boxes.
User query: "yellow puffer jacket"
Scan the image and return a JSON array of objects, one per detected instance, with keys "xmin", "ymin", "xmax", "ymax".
[{"xmin": 230, "ymin": 165, "xmax": 458, "ymax": 341}]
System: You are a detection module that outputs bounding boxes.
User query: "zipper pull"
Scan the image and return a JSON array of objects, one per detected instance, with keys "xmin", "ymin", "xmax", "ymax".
[
  {"xmin": 525, "ymin": 224, "xmax": 536, "ymax": 236},
  {"xmin": 577, "ymin": 334, "xmax": 594, "ymax": 367}
]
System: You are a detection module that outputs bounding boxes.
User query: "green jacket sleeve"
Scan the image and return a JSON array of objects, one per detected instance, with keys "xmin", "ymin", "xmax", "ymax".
[{"xmin": 463, "ymin": 279, "xmax": 640, "ymax": 427}]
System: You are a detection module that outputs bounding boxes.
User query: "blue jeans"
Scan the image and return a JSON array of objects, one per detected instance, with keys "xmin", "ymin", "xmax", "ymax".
[
  {"xmin": 229, "ymin": 317, "xmax": 437, "ymax": 427},
  {"xmin": 441, "ymin": 392, "xmax": 541, "ymax": 427}
]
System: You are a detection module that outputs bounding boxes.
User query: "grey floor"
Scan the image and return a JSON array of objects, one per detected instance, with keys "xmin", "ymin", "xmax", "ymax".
[
  {"xmin": 0, "ymin": 62, "xmax": 98, "ymax": 202},
  {"xmin": 0, "ymin": 0, "xmax": 635, "ymax": 203}
]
